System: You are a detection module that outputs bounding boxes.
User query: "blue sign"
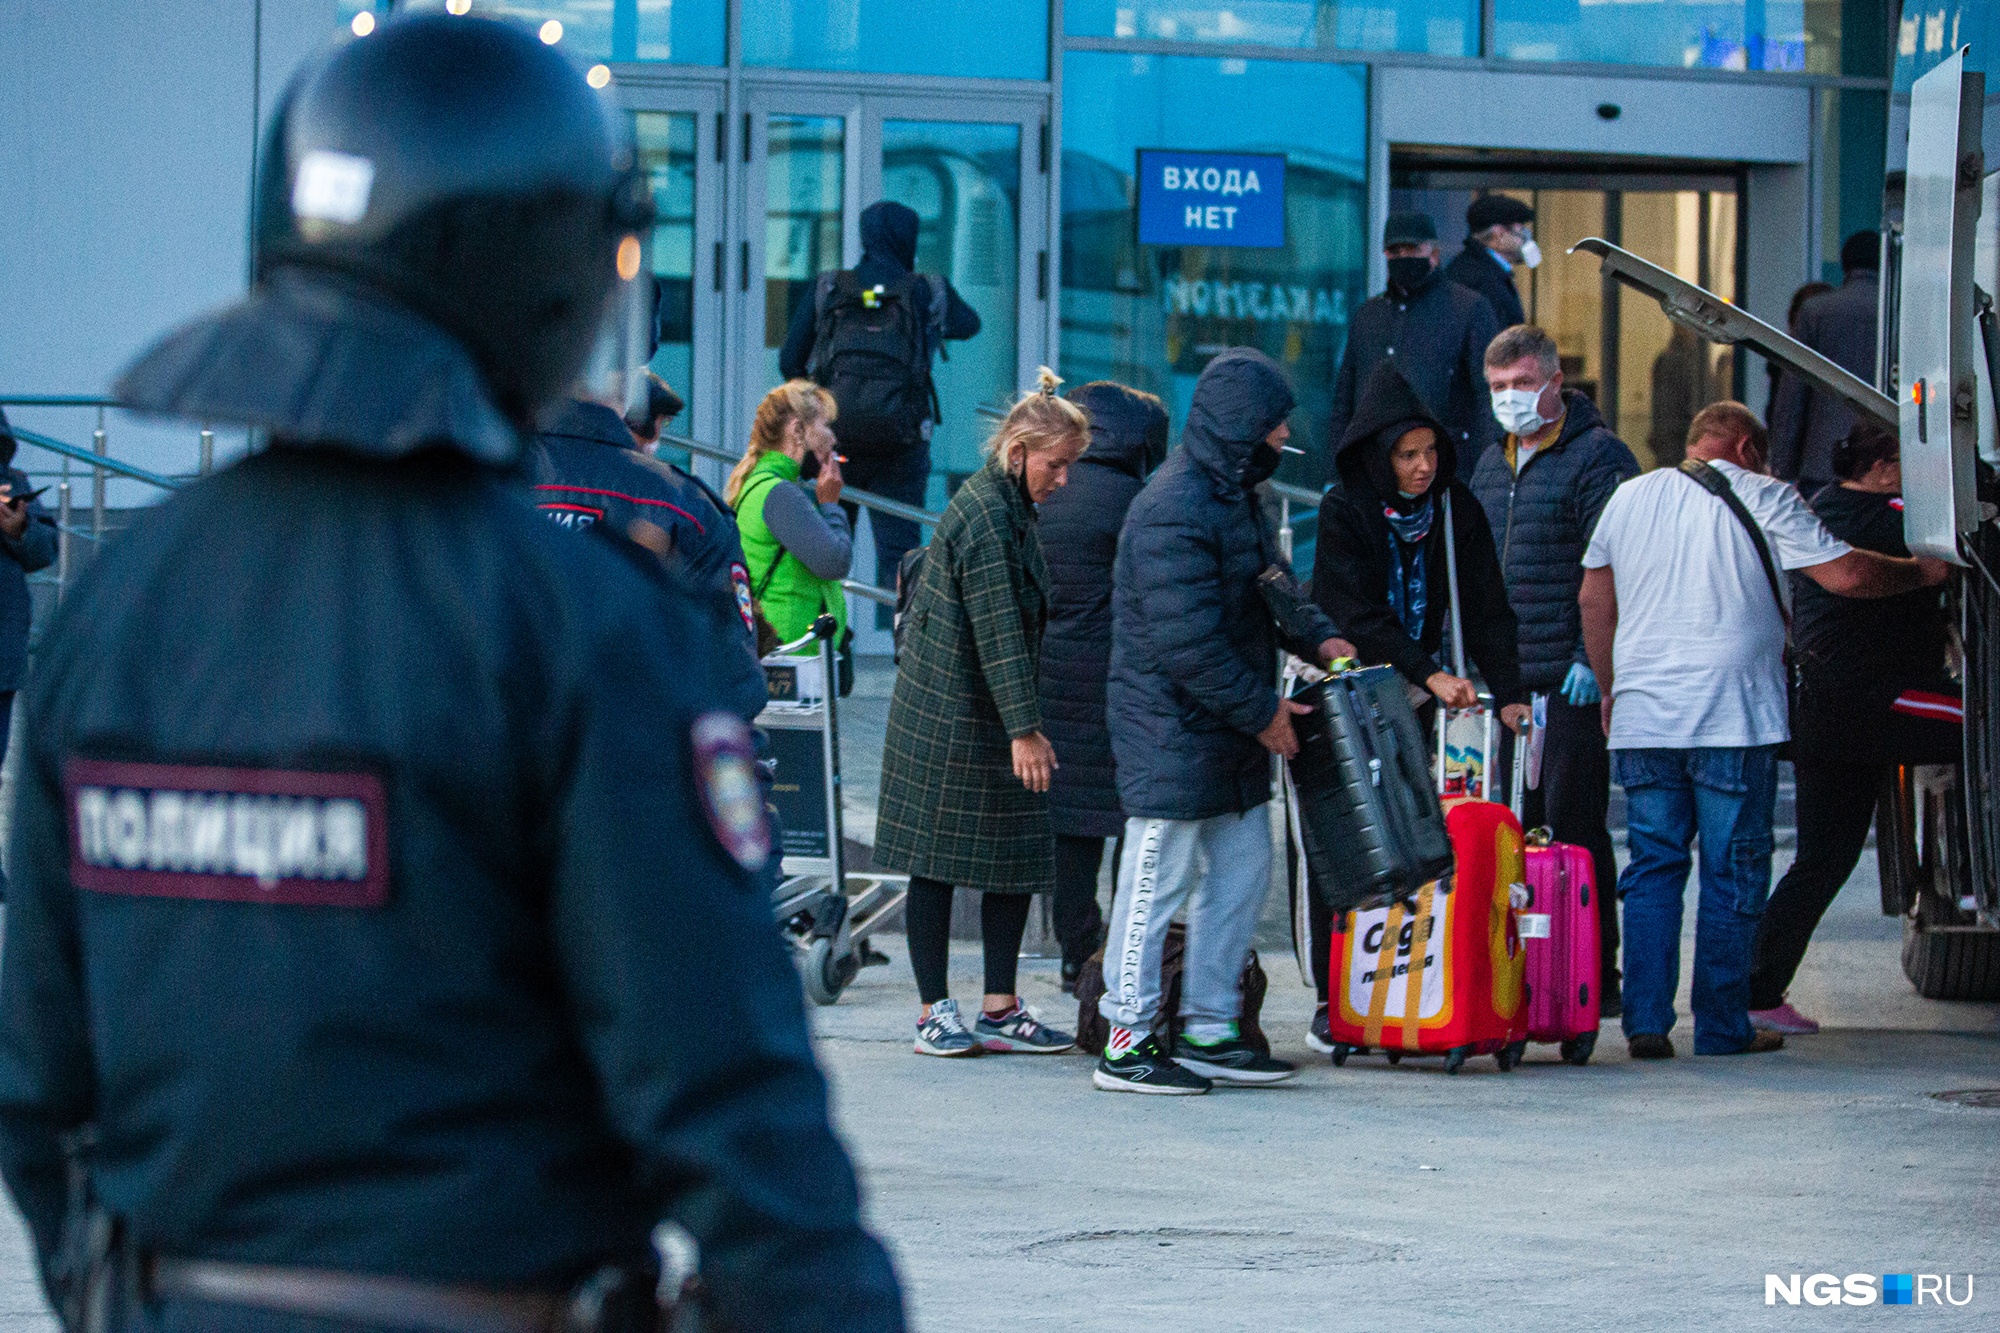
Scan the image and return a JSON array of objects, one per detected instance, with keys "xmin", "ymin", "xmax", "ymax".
[{"xmin": 1136, "ymin": 150, "xmax": 1286, "ymax": 249}]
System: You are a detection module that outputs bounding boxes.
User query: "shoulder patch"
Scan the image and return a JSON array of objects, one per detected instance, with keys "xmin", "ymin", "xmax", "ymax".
[
  {"xmin": 65, "ymin": 758, "xmax": 389, "ymax": 907},
  {"xmin": 691, "ymin": 713, "xmax": 772, "ymax": 873},
  {"xmin": 730, "ymin": 561, "xmax": 756, "ymax": 633}
]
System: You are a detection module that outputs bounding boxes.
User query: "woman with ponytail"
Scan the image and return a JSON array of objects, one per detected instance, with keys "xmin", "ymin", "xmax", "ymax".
[
  {"xmin": 730, "ymin": 381, "xmax": 853, "ymax": 650},
  {"xmin": 874, "ymin": 368, "xmax": 1089, "ymax": 1057}
]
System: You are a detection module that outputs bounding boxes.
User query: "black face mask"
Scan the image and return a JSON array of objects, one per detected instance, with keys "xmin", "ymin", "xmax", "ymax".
[
  {"xmin": 1243, "ymin": 441, "xmax": 1282, "ymax": 488},
  {"xmin": 1386, "ymin": 256, "xmax": 1433, "ymax": 295}
]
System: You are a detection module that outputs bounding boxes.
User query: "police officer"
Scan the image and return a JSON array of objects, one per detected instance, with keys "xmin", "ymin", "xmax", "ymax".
[
  {"xmin": 530, "ymin": 386, "xmax": 768, "ymax": 718},
  {"xmin": 0, "ymin": 15, "xmax": 903, "ymax": 1333}
]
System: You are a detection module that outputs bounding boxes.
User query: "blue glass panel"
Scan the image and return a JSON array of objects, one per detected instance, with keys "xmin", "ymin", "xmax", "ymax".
[
  {"xmin": 743, "ymin": 0, "xmax": 1048, "ymax": 78},
  {"xmin": 1492, "ymin": 0, "xmax": 1842, "ymax": 74},
  {"xmin": 1059, "ymin": 51, "xmax": 1369, "ymax": 496},
  {"xmin": 1065, "ymin": 0, "xmax": 1476, "ymax": 56},
  {"xmin": 1895, "ymin": 2, "xmax": 2000, "ymax": 89},
  {"xmin": 381, "ymin": 1, "xmax": 727, "ymax": 65}
]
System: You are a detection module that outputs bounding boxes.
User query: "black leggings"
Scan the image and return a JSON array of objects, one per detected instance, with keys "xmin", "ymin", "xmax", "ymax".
[
  {"xmin": 1748, "ymin": 760, "xmax": 1882, "ymax": 1010},
  {"xmin": 905, "ymin": 877, "xmax": 1033, "ymax": 1006}
]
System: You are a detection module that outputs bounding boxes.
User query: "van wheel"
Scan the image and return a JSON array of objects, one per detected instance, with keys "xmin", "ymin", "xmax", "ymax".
[{"xmin": 1901, "ymin": 916, "xmax": 2000, "ymax": 1001}]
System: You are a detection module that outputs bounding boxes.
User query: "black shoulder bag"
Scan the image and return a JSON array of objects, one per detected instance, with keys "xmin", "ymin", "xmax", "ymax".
[{"xmin": 1676, "ymin": 459, "xmax": 1794, "ymax": 752}]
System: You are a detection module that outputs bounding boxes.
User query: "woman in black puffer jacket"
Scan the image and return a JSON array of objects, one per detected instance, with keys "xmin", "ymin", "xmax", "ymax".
[{"xmin": 1037, "ymin": 382, "xmax": 1169, "ymax": 991}]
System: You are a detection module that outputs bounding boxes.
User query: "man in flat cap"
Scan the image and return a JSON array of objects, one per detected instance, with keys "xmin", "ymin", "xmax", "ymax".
[
  {"xmin": 1446, "ymin": 194, "xmax": 1538, "ymax": 330},
  {"xmin": 1330, "ymin": 212, "xmax": 1501, "ymax": 472}
]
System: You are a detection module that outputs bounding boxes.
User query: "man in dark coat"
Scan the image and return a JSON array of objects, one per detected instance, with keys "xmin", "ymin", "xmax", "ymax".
[
  {"xmin": 1098, "ymin": 350, "xmax": 1350, "ymax": 1095},
  {"xmin": 0, "ymin": 409, "xmax": 59, "ymax": 871},
  {"xmin": 1768, "ymin": 231, "xmax": 1880, "ymax": 492},
  {"xmin": 779, "ymin": 200, "xmax": 981, "ymax": 604},
  {"xmin": 1471, "ymin": 325, "xmax": 1640, "ymax": 1007},
  {"xmin": 1330, "ymin": 212, "xmax": 1502, "ymax": 473},
  {"xmin": 1038, "ymin": 381, "xmax": 1169, "ymax": 991},
  {"xmin": 1443, "ymin": 194, "xmax": 1536, "ymax": 331},
  {"xmin": 0, "ymin": 17, "xmax": 904, "ymax": 1332}
]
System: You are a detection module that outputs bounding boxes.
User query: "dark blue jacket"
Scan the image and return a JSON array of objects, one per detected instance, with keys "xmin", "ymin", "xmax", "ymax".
[
  {"xmin": 1443, "ymin": 239, "xmax": 1525, "ymax": 331},
  {"xmin": 0, "ymin": 419, "xmax": 58, "ymax": 692},
  {"xmin": 529, "ymin": 399, "xmax": 766, "ymax": 720},
  {"xmin": 1330, "ymin": 267, "xmax": 1501, "ymax": 470},
  {"xmin": 1108, "ymin": 351, "xmax": 1340, "ymax": 822},
  {"xmin": 777, "ymin": 201, "xmax": 981, "ymax": 382},
  {"xmin": 1038, "ymin": 383, "xmax": 1168, "ymax": 838},
  {"xmin": 1467, "ymin": 389, "xmax": 1638, "ymax": 693},
  {"xmin": 0, "ymin": 268, "xmax": 903, "ymax": 1332}
]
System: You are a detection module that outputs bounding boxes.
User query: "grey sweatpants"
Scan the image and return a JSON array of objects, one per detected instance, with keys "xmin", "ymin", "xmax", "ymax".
[{"xmin": 1097, "ymin": 806, "xmax": 1273, "ymax": 1034}]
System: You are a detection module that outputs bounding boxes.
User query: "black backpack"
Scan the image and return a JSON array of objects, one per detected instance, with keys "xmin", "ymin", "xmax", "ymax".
[{"xmin": 807, "ymin": 270, "xmax": 946, "ymax": 459}]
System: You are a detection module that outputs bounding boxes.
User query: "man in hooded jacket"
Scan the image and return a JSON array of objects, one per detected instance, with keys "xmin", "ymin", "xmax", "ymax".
[
  {"xmin": 1098, "ymin": 350, "xmax": 1352, "ymax": 1095},
  {"xmin": 1330, "ymin": 213, "xmax": 1501, "ymax": 471},
  {"xmin": 779, "ymin": 200, "xmax": 981, "ymax": 601}
]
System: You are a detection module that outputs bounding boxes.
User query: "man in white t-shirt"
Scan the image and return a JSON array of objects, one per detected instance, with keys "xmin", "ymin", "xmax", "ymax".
[{"xmin": 1579, "ymin": 401, "xmax": 1945, "ymax": 1059}]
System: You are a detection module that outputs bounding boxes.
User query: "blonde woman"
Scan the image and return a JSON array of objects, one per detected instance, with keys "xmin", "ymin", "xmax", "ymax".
[
  {"xmin": 728, "ymin": 381, "xmax": 853, "ymax": 648},
  {"xmin": 874, "ymin": 369, "xmax": 1089, "ymax": 1056}
]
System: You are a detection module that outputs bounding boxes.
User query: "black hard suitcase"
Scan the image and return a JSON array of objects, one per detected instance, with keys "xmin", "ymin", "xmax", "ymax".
[{"xmin": 1287, "ymin": 666, "xmax": 1455, "ymax": 913}]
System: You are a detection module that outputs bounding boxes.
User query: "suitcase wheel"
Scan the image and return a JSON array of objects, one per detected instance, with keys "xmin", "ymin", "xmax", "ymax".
[
  {"xmin": 1386, "ymin": 1050, "xmax": 1403, "ymax": 1066},
  {"xmin": 1496, "ymin": 1039, "xmax": 1527, "ymax": 1072},
  {"xmin": 1443, "ymin": 1045, "xmax": 1470, "ymax": 1075},
  {"xmin": 1330, "ymin": 1043, "xmax": 1351, "ymax": 1067},
  {"xmin": 1560, "ymin": 1031, "xmax": 1598, "ymax": 1066}
]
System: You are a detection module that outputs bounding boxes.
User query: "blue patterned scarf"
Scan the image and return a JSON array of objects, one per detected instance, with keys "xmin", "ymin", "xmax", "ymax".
[{"xmin": 1383, "ymin": 496, "xmax": 1434, "ymax": 643}]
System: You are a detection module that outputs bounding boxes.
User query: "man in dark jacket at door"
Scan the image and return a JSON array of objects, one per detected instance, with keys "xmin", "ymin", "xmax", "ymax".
[
  {"xmin": 1330, "ymin": 212, "xmax": 1501, "ymax": 473},
  {"xmin": 1768, "ymin": 230, "xmax": 1880, "ymax": 493},
  {"xmin": 1470, "ymin": 325, "xmax": 1640, "ymax": 1007},
  {"xmin": 1098, "ymin": 350, "xmax": 1352, "ymax": 1095},
  {"xmin": 1037, "ymin": 381, "xmax": 1170, "ymax": 992},
  {"xmin": 1443, "ymin": 194, "xmax": 1536, "ymax": 331},
  {"xmin": 779, "ymin": 200, "xmax": 981, "ymax": 604}
]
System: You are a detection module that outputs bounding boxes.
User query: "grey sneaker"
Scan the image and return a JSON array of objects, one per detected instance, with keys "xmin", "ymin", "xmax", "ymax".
[
  {"xmin": 914, "ymin": 998, "xmax": 981, "ymax": 1057},
  {"xmin": 974, "ymin": 1004, "xmax": 1076, "ymax": 1054}
]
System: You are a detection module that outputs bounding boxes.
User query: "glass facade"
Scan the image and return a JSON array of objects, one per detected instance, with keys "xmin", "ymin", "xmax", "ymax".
[
  {"xmin": 636, "ymin": 112, "xmax": 700, "ymax": 428},
  {"xmin": 1895, "ymin": 1, "xmax": 2000, "ymax": 88},
  {"xmin": 1492, "ymin": 0, "xmax": 1844, "ymax": 74},
  {"xmin": 1065, "ymin": 0, "xmax": 1477, "ymax": 57},
  {"xmin": 743, "ymin": 0, "xmax": 1048, "ymax": 78},
  {"xmin": 1061, "ymin": 51, "xmax": 1369, "ymax": 491},
  {"xmin": 762, "ymin": 116, "xmax": 847, "ymax": 394},
  {"xmin": 389, "ymin": 0, "xmax": 726, "ymax": 63}
]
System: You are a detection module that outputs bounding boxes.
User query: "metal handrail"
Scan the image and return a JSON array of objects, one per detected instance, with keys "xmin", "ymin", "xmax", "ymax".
[
  {"xmin": 661, "ymin": 432, "xmax": 944, "ymax": 528},
  {"xmin": 4, "ymin": 426, "xmax": 182, "ymax": 491},
  {"xmin": 843, "ymin": 580, "xmax": 895, "ymax": 608}
]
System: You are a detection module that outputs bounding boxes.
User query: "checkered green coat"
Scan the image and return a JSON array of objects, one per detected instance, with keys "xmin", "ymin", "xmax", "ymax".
[{"xmin": 874, "ymin": 460, "xmax": 1054, "ymax": 893}]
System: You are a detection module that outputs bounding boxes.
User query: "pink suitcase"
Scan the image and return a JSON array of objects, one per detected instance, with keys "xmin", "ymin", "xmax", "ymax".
[{"xmin": 1519, "ymin": 834, "xmax": 1601, "ymax": 1064}]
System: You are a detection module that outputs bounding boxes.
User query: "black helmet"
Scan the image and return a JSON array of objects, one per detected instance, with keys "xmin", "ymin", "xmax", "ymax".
[{"xmin": 255, "ymin": 12, "xmax": 653, "ymax": 424}]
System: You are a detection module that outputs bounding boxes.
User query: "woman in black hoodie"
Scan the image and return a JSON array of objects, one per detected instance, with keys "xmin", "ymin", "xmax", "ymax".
[{"xmin": 1304, "ymin": 361, "xmax": 1526, "ymax": 1046}]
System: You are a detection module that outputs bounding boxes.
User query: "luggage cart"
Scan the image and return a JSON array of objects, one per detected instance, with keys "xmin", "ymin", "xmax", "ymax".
[{"xmin": 759, "ymin": 614, "xmax": 906, "ymax": 1005}]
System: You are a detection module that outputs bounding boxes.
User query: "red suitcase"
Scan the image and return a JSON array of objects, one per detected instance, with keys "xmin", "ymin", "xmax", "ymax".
[
  {"xmin": 1519, "ymin": 833, "xmax": 1602, "ymax": 1065},
  {"xmin": 1326, "ymin": 799, "xmax": 1530, "ymax": 1074}
]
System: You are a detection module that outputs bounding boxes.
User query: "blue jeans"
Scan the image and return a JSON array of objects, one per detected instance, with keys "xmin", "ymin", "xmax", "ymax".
[{"xmin": 1613, "ymin": 745, "xmax": 1780, "ymax": 1054}]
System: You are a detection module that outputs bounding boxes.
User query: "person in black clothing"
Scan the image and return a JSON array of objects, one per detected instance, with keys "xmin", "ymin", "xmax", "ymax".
[
  {"xmin": 1768, "ymin": 232, "xmax": 1880, "ymax": 492},
  {"xmin": 778, "ymin": 200, "xmax": 981, "ymax": 601},
  {"xmin": 0, "ymin": 410, "xmax": 59, "ymax": 893},
  {"xmin": 1443, "ymin": 194, "xmax": 1536, "ymax": 331},
  {"xmin": 624, "ymin": 369, "xmax": 686, "ymax": 447},
  {"xmin": 1746, "ymin": 420, "xmax": 1961, "ymax": 1034},
  {"xmin": 1037, "ymin": 381, "xmax": 1170, "ymax": 992},
  {"xmin": 1330, "ymin": 212, "xmax": 1501, "ymax": 471},
  {"xmin": 0, "ymin": 17, "xmax": 903, "ymax": 1333},
  {"xmin": 1306, "ymin": 361, "xmax": 1526, "ymax": 1043}
]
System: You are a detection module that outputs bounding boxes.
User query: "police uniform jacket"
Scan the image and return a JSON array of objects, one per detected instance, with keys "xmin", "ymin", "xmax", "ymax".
[
  {"xmin": 529, "ymin": 398, "xmax": 766, "ymax": 720},
  {"xmin": 0, "ymin": 268, "xmax": 904, "ymax": 1332}
]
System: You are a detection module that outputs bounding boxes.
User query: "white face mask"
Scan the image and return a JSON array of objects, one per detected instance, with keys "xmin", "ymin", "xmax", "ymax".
[
  {"xmin": 1519, "ymin": 237, "xmax": 1542, "ymax": 269},
  {"xmin": 1491, "ymin": 385, "xmax": 1550, "ymax": 437}
]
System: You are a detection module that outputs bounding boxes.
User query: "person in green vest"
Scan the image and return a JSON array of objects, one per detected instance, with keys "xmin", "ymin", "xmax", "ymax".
[{"xmin": 728, "ymin": 381, "xmax": 853, "ymax": 650}]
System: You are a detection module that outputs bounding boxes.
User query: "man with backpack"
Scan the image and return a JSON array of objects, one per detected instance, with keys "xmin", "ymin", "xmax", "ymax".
[{"xmin": 779, "ymin": 200, "xmax": 981, "ymax": 603}]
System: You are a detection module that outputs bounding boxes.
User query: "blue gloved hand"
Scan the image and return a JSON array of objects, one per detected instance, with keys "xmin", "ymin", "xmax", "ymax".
[{"xmin": 1562, "ymin": 662, "xmax": 1601, "ymax": 706}]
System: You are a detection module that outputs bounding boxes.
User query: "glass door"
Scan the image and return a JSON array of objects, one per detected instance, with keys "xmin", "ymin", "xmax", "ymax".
[
  {"xmin": 620, "ymin": 84, "xmax": 725, "ymax": 476},
  {"xmin": 741, "ymin": 89, "xmax": 1049, "ymax": 650}
]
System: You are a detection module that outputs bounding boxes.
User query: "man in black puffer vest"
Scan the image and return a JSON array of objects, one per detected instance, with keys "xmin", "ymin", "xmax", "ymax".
[
  {"xmin": 1471, "ymin": 325, "xmax": 1639, "ymax": 1007},
  {"xmin": 1037, "ymin": 382, "xmax": 1169, "ymax": 992}
]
